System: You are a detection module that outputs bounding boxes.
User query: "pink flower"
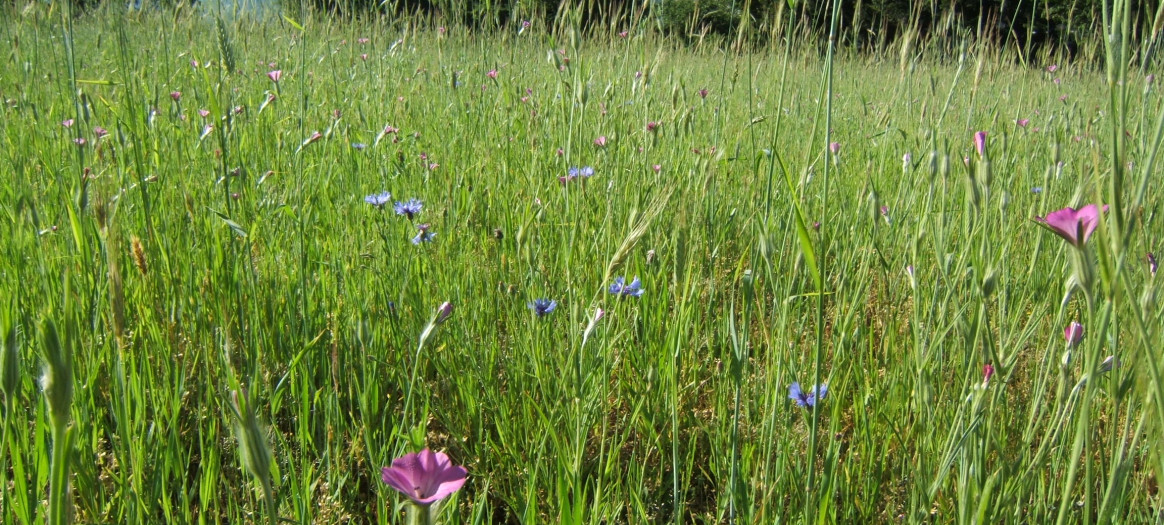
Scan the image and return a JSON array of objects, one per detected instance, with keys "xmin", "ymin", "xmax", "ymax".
[
  {"xmin": 267, "ymin": 70, "xmax": 282, "ymax": 83},
  {"xmin": 983, "ymin": 363, "xmax": 995, "ymax": 384},
  {"xmin": 652, "ymin": 164, "xmax": 661, "ymax": 173},
  {"xmin": 1047, "ymin": 64, "xmax": 1058, "ymax": 73},
  {"xmin": 829, "ymin": 142, "xmax": 840, "ymax": 155},
  {"xmin": 1064, "ymin": 322, "xmax": 1084, "ymax": 347},
  {"xmin": 1017, "ymin": 118, "xmax": 1029, "ymax": 128},
  {"xmin": 198, "ymin": 109, "xmax": 210, "ymax": 118},
  {"xmin": 302, "ymin": 131, "xmax": 323, "ymax": 146},
  {"xmin": 1053, "ymin": 78, "xmax": 1061, "ymax": 85},
  {"xmin": 360, "ymin": 54, "xmax": 368, "ymax": 61},
  {"xmin": 62, "ymin": 119, "xmax": 74, "ymax": 128},
  {"xmin": 436, "ymin": 302, "xmax": 454, "ymax": 323},
  {"xmin": 170, "ymin": 91, "xmax": 182, "ymax": 101},
  {"xmin": 698, "ymin": 88, "xmax": 708, "ymax": 99},
  {"xmin": 618, "ymin": 31, "xmax": 628, "ymax": 38},
  {"xmin": 437, "ymin": 26, "xmax": 447, "ymax": 35},
  {"xmin": 646, "ymin": 121, "xmax": 659, "ymax": 133},
  {"xmin": 357, "ymin": 37, "xmax": 369, "ymax": 44},
  {"xmin": 94, "ymin": 126, "xmax": 109, "ymax": 139},
  {"xmin": 1060, "ymin": 94, "xmax": 1069, "ymax": 102},
  {"xmin": 380, "ymin": 449, "xmax": 467, "ymax": 506},
  {"xmin": 594, "ymin": 135, "xmax": 607, "ymax": 147},
  {"xmin": 1035, "ymin": 204, "xmax": 1107, "ymax": 247},
  {"xmin": 486, "ymin": 69, "xmax": 497, "ymax": 79},
  {"xmin": 72, "ymin": 137, "xmax": 87, "ymax": 146},
  {"xmin": 1148, "ymin": 252, "xmax": 1158, "ymax": 277},
  {"xmin": 973, "ymin": 131, "xmax": 987, "ymax": 158}
]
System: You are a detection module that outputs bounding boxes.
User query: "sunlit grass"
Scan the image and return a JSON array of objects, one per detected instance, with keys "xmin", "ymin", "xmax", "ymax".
[{"xmin": 0, "ymin": 4, "xmax": 1161, "ymax": 524}]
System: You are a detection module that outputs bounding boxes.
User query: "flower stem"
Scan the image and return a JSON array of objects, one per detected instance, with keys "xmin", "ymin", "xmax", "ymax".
[{"xmin": 409, "ymin": 503, "xmax": 433, "ymax": 525}]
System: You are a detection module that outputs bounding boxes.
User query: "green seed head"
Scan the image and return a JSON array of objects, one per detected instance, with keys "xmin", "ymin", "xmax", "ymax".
[{"xmin": 40, "ymin": 319, "xmax": 73, "ymax": 427}]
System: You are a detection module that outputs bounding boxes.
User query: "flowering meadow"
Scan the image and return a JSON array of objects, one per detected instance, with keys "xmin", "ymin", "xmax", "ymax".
[{"xmin": 0, "ymin": 4, "xmax": 1162, "ymax": 524}]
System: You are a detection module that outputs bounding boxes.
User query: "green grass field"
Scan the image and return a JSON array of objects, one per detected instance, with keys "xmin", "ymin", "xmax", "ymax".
[{"xmin": 0, "ymin": 4, "xmax": 1162, "ymax": 524}]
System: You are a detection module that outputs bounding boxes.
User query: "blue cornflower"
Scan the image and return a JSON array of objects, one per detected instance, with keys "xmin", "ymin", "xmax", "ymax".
[
  {"xmin": 352, "ymin": 142, "xmax": 368, "ymax": 150},
  {"xmin": 412, "ymin": 223, "xmax": 436, "ymax": 245},
  {"xmin": 1032, "ymin": 186, "xmax": 1043, "ymax": 194},
  {"xmin": 365, "ymin": 191, "xmax": 392, "ymax": 208},
  {"xmin": 566, "ymin": 166, "xmax": 595, "ymax": 180},
  {"xmin": 395, "ymin": 198, "xmax": 423, "ymax": 220},
  {"xmin": 608, "ymin": 276, "xmax": 644, "ymax": 298},
  {"xmin": 788, "ymin": 382, "xmax": 828, "ymax": 407},
  {"xmin": 528, "ymin": 298, "xmax": 558, "ymax": 317}
]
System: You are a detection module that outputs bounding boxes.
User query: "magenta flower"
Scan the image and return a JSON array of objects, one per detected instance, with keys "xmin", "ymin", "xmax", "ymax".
[
  {"xmin": 973, "ymin": 131, "xmax": 987, "ymax": 158},
  {"xmin": 94, "ymin": 126, "xmax": 109, "ymax": 139},
  {"xmin": 1034, "ymin": 204, "xmax": 1106, "ymax": 247},
  {"xmin": 170, "ymin": 91, "xmax": 182, "ymax": 101},
  {"xmin": 436, "ymin": 302, "xmax": 454, "ymax": 324},
  {"xmin": 267, "ymin": 70, "xmax": 282, "ymax": 83},
  {"xmin": 1047, "ymin": 64, "xmax": 1058, "ymax": 73},
  {"xmin": 486, "ymin": 69, "xmax": 498, "ymax": 79},
  {"xmin": 698, "ymin": 88, "xmax": 708, "ymax": 99},
  {"xmin": 829, "ymin": 142, "xmax": 840, "ymax": 155},
  {"xmin": 1017, "ymin": 118, "xmax": 1030, "ymax": 128},
  {"xmin": 646, "ymin": 121, "xmax": 659, "ymax": 133},
  {"xmin": 302, "ymin": 131, "xmax": 323, "ymax": 146},
  {"xmin": 983, "ymin": 363, "xmax": 995, "ymax": 385},
  {"xmin": 1065, "ymin": 322, "xmax": 1084, "ymax": 347},
  {"xmin": 594, "ymin": 135, "xmax": 607, "ymax": 147},
  {"xmin": 357, "ymin": 37, "xmax": 369, "ymax": 44},
  {"xmin": 1149, "ymin": 252, "xmax": 1158, "ymax": 277},
  {"xmin": 380, "ymin": 449, "xmax": 468, "ymax": 506},
  {"xmin": 62, "ymin": 119, "xmax": 74, "ymax": 128}
]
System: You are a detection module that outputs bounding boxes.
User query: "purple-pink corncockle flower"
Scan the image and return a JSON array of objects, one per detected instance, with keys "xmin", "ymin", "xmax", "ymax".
[
  {"xmin": 1035, "ymin": 204, "xmax": 1107, "ymax": 247},
  {"xmin": 380, "ymin": 449, "xmax": 468, "ymax": 506},
  {"xmin": 829, "ymin": 142, "xmax": 840, "ymax": 155},
  {"xmin": 974, "ymin": 131, "xmax": 987, "ymax": 158},
  {"xmin": 1149, "ymin": 252, "xmax": 1158, "ymax": 277},
  {"xmin": 1065, "ymin": 322, "xmax": 1084, "ymax": 347},
  {"xmin": 267, "ymin": 70, "xmax": 282, "ymax": 83}
]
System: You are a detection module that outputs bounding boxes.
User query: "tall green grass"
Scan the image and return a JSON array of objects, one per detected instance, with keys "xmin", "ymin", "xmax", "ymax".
[{"xmin": 0, "ymin": 3, "xmax": 1161, "ymax": 523}]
